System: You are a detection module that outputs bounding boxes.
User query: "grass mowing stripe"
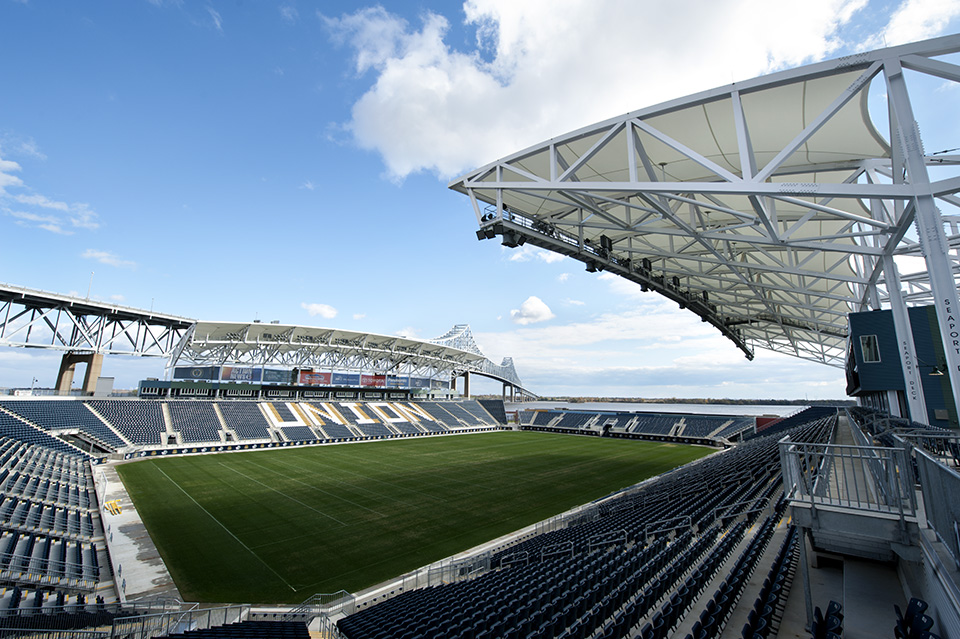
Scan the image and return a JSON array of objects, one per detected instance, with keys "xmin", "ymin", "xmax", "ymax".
[
  {"xmin": 279, "ymin": 451, "xmax": 450, "ymax": 504},
  {"xmin": 216, "ymin": 462, "xmax": 348, "ymax": 526},
  {"xmin": 253, "ymin": 456, "xmax": 390, "ymax": 515},
  {"xmin": 153, "ymin": 464, "xmax": 298, "ymax": 592},
  {"xmin": 119, "ymin": 432, "xmax": 711, "ymax": 603}
]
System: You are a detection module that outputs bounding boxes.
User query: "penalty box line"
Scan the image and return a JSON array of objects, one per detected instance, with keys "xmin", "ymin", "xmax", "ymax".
[{"xmin": 153, "ymin": 464, "xmax": 297, "ymax": 592}]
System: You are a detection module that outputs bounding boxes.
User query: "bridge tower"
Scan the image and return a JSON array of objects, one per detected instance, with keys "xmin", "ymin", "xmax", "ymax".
[{"xmin": 55, "ymin": 352, "xmax": 104, "ymax": 394}]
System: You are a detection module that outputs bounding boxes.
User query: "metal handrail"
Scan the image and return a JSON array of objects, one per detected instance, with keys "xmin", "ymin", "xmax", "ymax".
[
  {"xmin": 110, "ymin": 604, "xmax": 249, "ymax": 639},
  {"xmin": 915, "ymin": 448, "xmax": 960, "ymax": 569},
  {"xmin": 779, "ymin": 440, "xmax": 916, "ymax": 518}
]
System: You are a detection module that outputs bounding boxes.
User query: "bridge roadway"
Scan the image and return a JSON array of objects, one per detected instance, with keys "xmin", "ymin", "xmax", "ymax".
[{"xmin": 0, "ymin": 283, "xmax": 534, "ymax": 398}]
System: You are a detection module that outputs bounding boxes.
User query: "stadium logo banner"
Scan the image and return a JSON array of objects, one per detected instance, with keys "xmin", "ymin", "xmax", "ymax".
[
  {"xmin": 299, "ymin": 371, "xmax": 332, "ymax": 386},
  {"xmin": 221, "ymin": 367, "xmax": 262, "ymax": 382},
  {"xmin": 331, "ymin": 372, "xmax": 360, "ymax": 386},
  {"xmin": 386, "ymin": 375, "xmax": 409, "ymax": 388},
  {"xmin": 263, "ymin": 368, "xmax": 292, "ymax": 384},
  {"xmin": 410, "ymin": 377, "xmax": 431, "ymax": 388},
  {"xmin": 173, "ymin": 366, "xmax": 219, "ymax": 380},
  {"xmin": 360, "ymin": 374, "xmax": 386, "ymax": 387}
]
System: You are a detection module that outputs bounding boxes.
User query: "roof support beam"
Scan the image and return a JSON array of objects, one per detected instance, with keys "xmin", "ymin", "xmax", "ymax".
[{"xmin": 885, "ymin": 55, "xmax": 960, "ymax": 412}]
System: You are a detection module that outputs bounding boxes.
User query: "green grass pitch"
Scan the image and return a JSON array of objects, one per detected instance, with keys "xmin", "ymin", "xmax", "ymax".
[{"xmin": 116, "ymin": 431, "xmax": 712, "ymax": 603}]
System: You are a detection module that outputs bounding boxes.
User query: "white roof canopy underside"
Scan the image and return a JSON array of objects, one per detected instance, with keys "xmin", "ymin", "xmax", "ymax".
[
  {"xmin": 451, "ymin": 35, "xmax": 960, "ymax": 367},
  {"xmin": 170, "ymin": 321, "xmax": 528, "ymax": 390}
]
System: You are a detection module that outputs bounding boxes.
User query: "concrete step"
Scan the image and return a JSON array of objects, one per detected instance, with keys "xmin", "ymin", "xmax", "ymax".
[{"xmin": 841, "ymin": 557, "xmax": 906, "ymax": 639}]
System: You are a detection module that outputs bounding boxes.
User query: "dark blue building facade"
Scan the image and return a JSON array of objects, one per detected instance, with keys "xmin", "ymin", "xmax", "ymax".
[{"xmin": 847, "ymin": 305, "xmax": 958, "ymax": 428}]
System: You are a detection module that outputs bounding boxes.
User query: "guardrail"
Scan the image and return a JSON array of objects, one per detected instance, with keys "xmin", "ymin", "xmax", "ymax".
[
  {"xmin": 110, "ymin": 604, "xmax": 247, "ymax": 639},
  {"xmin": 779, "ymin": 439, "xmax": 916, "ymax": 519},
  {"xmin": 279, "ymin": 590, "xmax": 353, "ymax": 624},
  {"xmin": 915, "ymin": 448, "xmax": 960, "ymax": 570},
  {"xmin": 0, "ymin": 629, "xmax": 108, "ymax": 639}
]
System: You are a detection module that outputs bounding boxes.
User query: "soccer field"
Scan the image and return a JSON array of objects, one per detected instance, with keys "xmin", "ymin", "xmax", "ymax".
[{"xmin": 117, "ymin": 431, "xmax": 712, "ymax": 603}]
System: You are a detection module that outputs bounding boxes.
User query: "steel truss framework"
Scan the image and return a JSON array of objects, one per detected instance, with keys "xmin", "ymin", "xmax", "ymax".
[
  {"xmin": 0, "ymin": 283, "xmax": 192, "ymax": 357},
  {"xmin": 450, "ymin": 35, "xmax": 960, "ymax": 393},
  {"xmin": 430, "ymin": 324, "xmax": 523, "ymax": 386},
  {"xmin": 0, "ymin": 284, "xmax": 532, "ymax": 394},
  {"xmin": 172, "ymin": 321, "xmax": 530, "ymax": 392}
]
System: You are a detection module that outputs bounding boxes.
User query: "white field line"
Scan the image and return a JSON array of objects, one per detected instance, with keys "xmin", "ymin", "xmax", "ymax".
[
  {"xmin": 265, "ymin": 455, "xmax": 399, "ymax": 503},
  {"xmin": 239, "ymin": 458, "xmax": 386, "ymax": 517},
  {"xmin": 153, "ymin": 464, "xmax": 297, "ymax": 592},
  {"xmin": 216, "ymin": 462, "xmax": 347, "ymax": 526},
  {"xmin": 289, "ymin": 455, "xmax": 448, "ymax": 504}
]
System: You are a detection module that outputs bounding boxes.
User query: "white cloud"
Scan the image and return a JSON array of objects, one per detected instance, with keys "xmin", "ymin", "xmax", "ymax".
[
  {"xmin": 557, "ymin": 273, "xmax": 570, "ymax": 283},
  {"xmin": 473, "ymin": 307, "xmax": 845, "ymax": 398},
  {"xmin": 492, "ymin": 306, "xmax": 714, "ymax": 360},
  {"xmin": 280, "ymin": 5, "xmax": 299, "ymax": 23},
  {"xmin": 14, "ymin": 138, "xmax": 46, "ymax": 160},
  {"xmin": 9, "ymin": 210, "xmax": 62, "ymax": 226},
  {"xmin": 0, "ymin": 149, "xmax": 100, "ymax": 233},
  {"xmin": 0, "ymin": 158, "xmax": 23, "ymax": 194},
  {"xmin": 395, "ymin": 326, "xmax": 420, "ymax": 338},
  {"xmin": 12, "ymin": 193, "xmax": 69, "ymax": 211},
  {"xmin": 69, "ymin": 204, "xmax": 99, "ymax": 230},
  {"xmin": 894, "ymin": 255, "xmax": 927, "ymax": 276},
  {"xmin": 110, "ymin": 294, "xmax": 126, "ymax": 303},
  {"xmin": 39, "ymin": 223, "xmax": 70, "ymax": 235},
  {"xmin": 505, "ymin": 244, "xmax": 566, "ymax": 264},
  {"xmin": 327, "ymin": 0, "xmax": 875, "ymax": 181},
  {"xmin": 207, "ymin": 7, "xmax": 223, "ymax": 33},
  {"xmin": 597, "ymin": 272, "xmax": 651, "ymax": 300},
  {"xmin": 300, "ymin": 180, "xmax": 316, "ymax": 190},
  {"xmin": 301, "ymin": 302, "xmax": 338, "ymax": 319},
  {"xmin": 873, "ymin": 0, "xmax": 960, "ymax": 47},
  {"xmin": 0, "ymin": 131, "xmax": 47, "ymax": 160},
  {"xmin": 353, "ymin": 313, "xmax": 366, "ymax": 320},
  {"xmin": 81, "ymin": 249, "xmax": 136, "ymax": 268},
  {"xmin": 564, "ymin": 298, "xmax": 584, "ymax": 306},
  {"xmin": 510, "ymin": 295, "xmax": 555, "ymax": 325}
]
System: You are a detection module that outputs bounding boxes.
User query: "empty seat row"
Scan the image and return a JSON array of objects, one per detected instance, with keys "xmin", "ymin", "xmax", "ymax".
[
  {"xmin": 87, "ymin": 400, "xmax": 165, "ymax": 446},
  {"xmin": 280, "ymin": 426, "xmax": 321, "ymax": 442},
  {"xmin": 168, "ymin": 402, "xmax": 224, "ymax": 444},
  {"xmin": 338, "ymin": 417, "xmax": 835, "ymax": 639},
  {"xmin": 0, "ymin": 496, "xmax": 94, "ymax": 539},
  {"xmin": 0, "ymin": 531, "xmax": 99, "ymax": 589},
  {"xmin": 738, "ymin": 525, "xmax": 798, "ymax": 639},
  {"xmin": 0, "ymin": 411, "xmax": 88, "ymax": 458},
  {"xmin": 217, "ymin": 403, "xmax": 271, "ymax": 440},
  {"xmin": 0, "ymin": 401, "xmax": 127, "ymax": 450}
]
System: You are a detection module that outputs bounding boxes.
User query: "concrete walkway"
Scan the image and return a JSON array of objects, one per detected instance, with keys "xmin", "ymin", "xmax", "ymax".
[
  {"xmin": 92, "ymin": 461, "xmax": 182, "ymax": 602},
  {"xmin": 774, "ymin": 418, "xmax": 908, "ymax": 639}
]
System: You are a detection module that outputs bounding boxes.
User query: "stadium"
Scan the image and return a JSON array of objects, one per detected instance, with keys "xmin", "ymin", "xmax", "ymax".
[{"xmin": 1, "ymin": 34, "xmax": 960, "ymax": 639}]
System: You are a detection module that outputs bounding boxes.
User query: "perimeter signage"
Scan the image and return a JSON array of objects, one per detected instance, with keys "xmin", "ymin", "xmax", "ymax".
[{"xmin": 299, "ymin": 371, "xmax": 333, "ymax": 386}]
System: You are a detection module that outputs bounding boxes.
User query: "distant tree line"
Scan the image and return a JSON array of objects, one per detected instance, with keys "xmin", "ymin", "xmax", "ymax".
[{"xmin": 474, "ymin": 395, "xmax": 855, "ymax": 407}]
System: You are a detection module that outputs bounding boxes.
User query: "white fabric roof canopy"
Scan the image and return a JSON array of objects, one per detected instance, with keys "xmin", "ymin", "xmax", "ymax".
[{"xmin": 451, "ymin": 35, "xmax": 960, "ymax": 367}]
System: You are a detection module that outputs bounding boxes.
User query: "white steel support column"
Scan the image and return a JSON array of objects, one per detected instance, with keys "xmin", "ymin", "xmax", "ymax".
[
  {"xmin": 882, "ymin": 254, "xmax": 928, "ymax": 422},
  {"xmin": 886, "ymin": 390, "xmax": 903, "ymax": 417},
  {"xmin": 885, "ymin": 59, "xmax": 960, "ymax": 409}
]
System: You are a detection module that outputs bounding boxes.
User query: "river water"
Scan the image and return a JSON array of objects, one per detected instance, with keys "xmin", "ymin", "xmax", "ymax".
[{"xmin": 504, "ymin": 400, "xmax": 799, "ymax": 417}]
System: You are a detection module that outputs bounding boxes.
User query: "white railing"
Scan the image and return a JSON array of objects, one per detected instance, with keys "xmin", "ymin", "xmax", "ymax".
[
  {"xmin": 915, "ymin": 448, "xmax": 960, "ymax": 569},
  {"xmin": 779, "ymin": 439, "xmax": 916, "ymax": 519},
  {"xmin": 110, "ymin": 604, "xmax": 247, "ymax": 639}
]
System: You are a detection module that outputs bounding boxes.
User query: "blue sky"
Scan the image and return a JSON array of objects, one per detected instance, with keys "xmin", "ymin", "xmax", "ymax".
[{"xmin": 1, "ymin": 0, "xmax": 959, "ymax": 398}]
